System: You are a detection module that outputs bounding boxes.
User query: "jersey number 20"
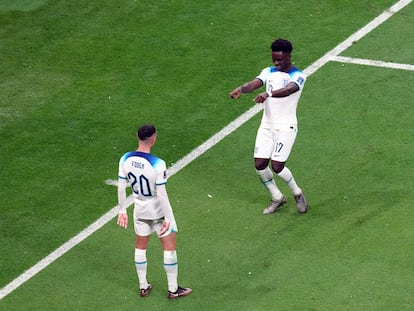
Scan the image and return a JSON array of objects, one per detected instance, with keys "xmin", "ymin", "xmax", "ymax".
[{"xmin": 128, "ymin": 172, "xmax": 152, "ymax": 197}]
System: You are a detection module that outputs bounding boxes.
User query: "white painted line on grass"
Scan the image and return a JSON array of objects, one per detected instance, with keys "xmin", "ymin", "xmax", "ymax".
[
  {"xmin": 304, "ymin": 0, "xmax": 412, "ymax": 76},
  {"xmin": 331, "ymin": 56, "xmax": 414, "ymax": 71},
  {"xmin": 168, "ymin": 105, "xmax": 263, "ymax": 177},
  {"xmin": 1, "ymin": 0, "xmax": 412, "ymax": 301}
]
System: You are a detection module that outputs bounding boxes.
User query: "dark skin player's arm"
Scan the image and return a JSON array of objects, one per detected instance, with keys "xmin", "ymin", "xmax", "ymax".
[
  {"xmin": 229, "ymin": 78, "xmax": 263, "ymax": 99},
  {"xmin": 230, "ymin": 78, "xmax": 299, "ymax": 103},
  {"xmin": 254, "ymin": 82, "xmax": 299, "ymax": 103}
]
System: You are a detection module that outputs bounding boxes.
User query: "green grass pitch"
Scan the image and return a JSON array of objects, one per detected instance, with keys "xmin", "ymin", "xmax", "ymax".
[{"xmin": 0, "ymin": 0, "xmax": 413, "ymax": 310}]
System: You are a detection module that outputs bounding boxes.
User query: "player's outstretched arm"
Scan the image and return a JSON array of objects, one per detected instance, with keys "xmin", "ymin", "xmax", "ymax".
[
  {"xmin": 229, "ymin": 87, "xmax": 242, "ymax": 99},
  {"xmin": 230, "ymin": 79, "xmax": 263, "ymax": 99}
]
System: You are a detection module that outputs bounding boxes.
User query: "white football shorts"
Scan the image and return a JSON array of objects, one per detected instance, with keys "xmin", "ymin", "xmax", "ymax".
[
  {"xmin": 134, "ymin": 217, "xmax": 173, "ymax": 237},
  {"xmin": 254, "ymin": 125, "xmax": 297, "ymax": 162}
]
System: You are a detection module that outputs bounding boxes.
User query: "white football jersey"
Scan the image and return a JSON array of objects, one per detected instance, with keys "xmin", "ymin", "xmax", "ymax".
[
  {"xmin": 118, "ymin": 151, "xmax": 168, "ymax": 220},
  {"xmin": 256, "ymin": 66, "xmax": 306, "ymax": 128}
]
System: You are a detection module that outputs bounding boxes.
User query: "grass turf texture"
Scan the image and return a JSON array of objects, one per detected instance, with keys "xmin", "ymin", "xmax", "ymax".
[{"xmin": 1, "ymin": 0, "xmax": 413, "ymax": 310}]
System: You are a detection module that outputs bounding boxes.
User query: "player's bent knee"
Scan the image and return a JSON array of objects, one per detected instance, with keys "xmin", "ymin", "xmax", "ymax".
[
  {"xmin": 271, "ymin": 161, "xmax": 285, "ymax": 174},
  {"xmin": 160, "ymin": 234, "xmax": 177, "ymax": 251},
  {"xmin": 255, "ymin": 158, "xmax": 269, "ymax": 170}
]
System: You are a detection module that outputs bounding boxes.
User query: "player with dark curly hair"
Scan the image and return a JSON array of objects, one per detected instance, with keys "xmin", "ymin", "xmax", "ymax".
[{"xmin": 230, "ymin": 39, "xmax": 308, "ymax": 214}]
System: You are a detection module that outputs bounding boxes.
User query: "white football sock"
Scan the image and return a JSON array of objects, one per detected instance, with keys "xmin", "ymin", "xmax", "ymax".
[
  {"xmin": 277, "ymin": 167, "xmax": 301, "ymax": 195},
  {"xmin": 163, "ymin": 250, "xmax": 178, "ymax": 293},
  {"xmin": 135, "ymin": 248, "xmax": 149, "ymax": 289},
  {"xmin": 256, "ymin": 167, "xmax": 284, "ymax": 200}
]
